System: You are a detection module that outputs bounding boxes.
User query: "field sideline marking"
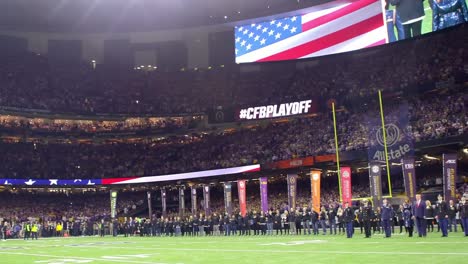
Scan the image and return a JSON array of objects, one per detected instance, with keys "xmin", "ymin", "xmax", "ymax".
[
  {"xmin": 149, "ymin": 247, "xmax": 468, "ymax": 255},
  {"xmin": 0, "ymin": 252, "xmax": 167, "ymax": 264},
  {"xmin": 34, "ymin": 244, "xmax": 468, "ymax": 256}
]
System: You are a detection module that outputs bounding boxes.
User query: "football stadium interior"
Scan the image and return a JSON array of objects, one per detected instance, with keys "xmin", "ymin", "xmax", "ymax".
[{"xmin": 0, "ymin": 0, "xmax": 467, "ymax": 263}]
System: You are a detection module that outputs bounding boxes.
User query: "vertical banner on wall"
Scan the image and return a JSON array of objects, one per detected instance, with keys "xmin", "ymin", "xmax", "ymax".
[
  {"xmin": 191, "ymin": 186, "xmax": 197, "ymax": 214},
  {"xmin": 203, "ymin": 185, "xmax": 211, "ymax": 216},
  {"xmin": 147, "ymin": 191, "xmax": 152, "ymax": 220},
  {"xmin": 259, "ymin": 177, "xmax": 269, "ymax": 213},
  {"xmin": 401, "ymin": 157, "xmax": 417, "ymax": 200},
  {"xmin": 287, "ymin": 174, "xmax": 298, "ymax": 210},
  {"xmin": 110, "ymin": 190, "xmax": 118, "ymax": 219},
  {"xmin": 310, "ymin": 170, "xmax": 321, "ymax": 213},
  {"xmin": 224, "ymin": 182, "xmax": 233, "ymax": 216},
  {"xmin": 369, "ymin": 162, "xmax": 383, "ymax": 207},
  {"xmin": 340, "ymin": 167, "xmax": 352, "ymax": 206},
  {"xmin": 179, "ymin": 187, "xmax": 185, "ymax": 215},
  {"xmin": 443, "ymin": 154, "xmax": 457, "ymax": 201},
  {"xmin": 237, "ymin": 180, "xmax": 247, "ymax": 217},
  {"xmin": 161, "ymin": 188, "xmax": 167, "ymax": 217}
]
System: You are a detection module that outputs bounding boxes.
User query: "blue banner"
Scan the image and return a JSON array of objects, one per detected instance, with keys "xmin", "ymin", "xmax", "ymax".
[{"xmin": 367, "ymin": 103, "xmax": 413, "ymax": 162}]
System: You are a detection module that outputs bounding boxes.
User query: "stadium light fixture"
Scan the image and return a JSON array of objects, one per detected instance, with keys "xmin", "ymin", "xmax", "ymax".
[
  {"xmin": 423, "ymin": 154, "xmax": 439, "ymax": 160},
  {"xmin": 463, "ymin": 148, "xmax": 468, "ymax": 154}
]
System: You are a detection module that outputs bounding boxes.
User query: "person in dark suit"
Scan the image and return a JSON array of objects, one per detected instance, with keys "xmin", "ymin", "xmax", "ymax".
[
  {"xmin": 412, "ymin": 194, "xmax": 427, "ymax": 237},
  {"xmin": 362, "ymin": 200, "xmax": 373, "ymax": 238},
  {"xmin": 381, "ymin": 199, "xmax": 393, "ymax": 238},
  {"xmin": 435, "ymin": 194, "xmax": 449, "ymax": 237},
  {"xmin": 390, "ymin": 0, "xmax": 426, "ymax": 38}
]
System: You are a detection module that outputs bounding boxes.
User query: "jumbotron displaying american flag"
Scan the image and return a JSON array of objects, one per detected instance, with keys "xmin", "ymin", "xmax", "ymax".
[{"xmin": 235, "ymin": 0, "xmax": 386, "ymax": 63}]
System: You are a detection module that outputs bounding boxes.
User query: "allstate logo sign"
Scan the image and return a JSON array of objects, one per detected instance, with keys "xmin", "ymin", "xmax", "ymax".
[
  {"xmin": 376, "ymin": 124, "xmax": 400, "ymax": 147},
  {"xmin": 371, "ymin": 123, "xmax": 411, "ymax": 161}
]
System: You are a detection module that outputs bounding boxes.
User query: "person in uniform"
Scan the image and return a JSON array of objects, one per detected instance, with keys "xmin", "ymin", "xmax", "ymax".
[
  {"xmin": 362, "ymin": 200, "xmax": 373, "ymax": 238},
  {"xmin": 381, "ymin": 199, "xmax": 394, "ymax": 238},
  {"xmin": 435, "ymin": 194, "xmax": 449, "ymax": 237},
  {"xmin": 343, "ymin": 202, "xmax": 355, "ymax": 238},
  {"xmin": 24, "ymin": 222, "xmax": 31, "ymax": 240},
  {"xmin": 31, "ymin": 222, "xmax": 38, "ymax": 240}
]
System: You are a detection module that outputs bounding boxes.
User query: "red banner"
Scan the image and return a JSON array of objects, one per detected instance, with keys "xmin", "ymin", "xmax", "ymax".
[
  {"xmin": 267, "ymin": 157, "xmax": 314, "ymax": 169},
  {"xmin": 237, "ymin": 180, "xmax": 247, "ymax": 217},
  {"xmin": 340, "ymin": 167, "xmax": 352, "ymax": 206},
  {"xmin": 311, "ymin": 170, "xmax": 321, "ymax": 213}
]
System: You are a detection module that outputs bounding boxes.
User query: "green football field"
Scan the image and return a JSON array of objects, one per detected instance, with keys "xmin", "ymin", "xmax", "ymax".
[{"xmin": 1, "ymin": 232, "xmax": 467, "ymax": 264}]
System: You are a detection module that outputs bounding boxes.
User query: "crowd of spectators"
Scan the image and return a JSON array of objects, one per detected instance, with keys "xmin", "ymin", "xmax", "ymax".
[
  {"xmin": 0, "ymin": 88, "xmax": 465, "ymax": 179},
  {"xmin": 0, "ymin": 190, "xmax": 145, "ymax": 224},
  {"xmin": 0, "ymin": 114, "xmax": 201, "ymax": 134}
]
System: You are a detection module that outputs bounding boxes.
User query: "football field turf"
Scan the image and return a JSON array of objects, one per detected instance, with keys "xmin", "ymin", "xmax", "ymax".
[{"xmin": 1, "ymin": 232, "xmax": 467, "ymax": 264}]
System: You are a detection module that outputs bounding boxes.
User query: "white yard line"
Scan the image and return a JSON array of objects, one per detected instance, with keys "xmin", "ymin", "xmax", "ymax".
[
  {"xmin": 44, "ymin": 244, "xmax": 468, "ymax": 255},
  {"xmin": 0, "ymin": 252, "xmax": 166, "ymax": 264}
]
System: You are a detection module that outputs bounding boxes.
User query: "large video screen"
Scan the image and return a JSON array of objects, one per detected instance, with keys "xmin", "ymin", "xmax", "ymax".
[{"xmin": 234, "ymin": 0, "xmax": 468, "ymax": 63}]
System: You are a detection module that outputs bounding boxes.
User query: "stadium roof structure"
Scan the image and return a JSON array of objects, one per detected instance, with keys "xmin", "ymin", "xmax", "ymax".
[{"xmin": 0, "ymin": 0, "xmax": 328, "ymax": 33}]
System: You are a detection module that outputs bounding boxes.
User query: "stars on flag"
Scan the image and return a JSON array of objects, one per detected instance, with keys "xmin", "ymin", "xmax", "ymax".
[
  {"xmin": 49, "ymin": 179, "xmax": 58, "ymax": 185},
  {"xmin": 25, "ymin": 179, "xmax": 36, "ymax": 186},
  {"xmin": 235, "ymin": 14, "xmax": 301, "ymax": 56}
]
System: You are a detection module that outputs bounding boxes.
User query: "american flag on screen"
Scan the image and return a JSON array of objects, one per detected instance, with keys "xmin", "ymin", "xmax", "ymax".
[{"xmin": 234, "ymin": 0, "xmax": 386, "ymax": 63}]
